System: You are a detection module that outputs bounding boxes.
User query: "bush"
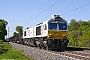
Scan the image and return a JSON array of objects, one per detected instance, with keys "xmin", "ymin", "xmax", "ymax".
[
  {"xmin": 0, "ymin": 42, "xmax": 32, "ymax": 60},
  {"xmin": 0, "ymin": 42, "xmax": 8, "ymax": 54},
  {"xmin": 0, "ymin": 40, "xmax": 3, "ymax": 44}
]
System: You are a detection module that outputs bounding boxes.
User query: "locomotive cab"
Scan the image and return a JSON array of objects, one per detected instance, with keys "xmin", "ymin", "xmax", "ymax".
[
  {"xmin": 46, "ymin": 15, "xmax": 69, "ymax": 50},
  {"xmin": 48, "ymin": 15, "xmax": 68, "ymax": 39}
]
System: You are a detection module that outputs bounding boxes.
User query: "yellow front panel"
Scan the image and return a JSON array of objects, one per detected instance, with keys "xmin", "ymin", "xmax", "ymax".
[{"xmin": 47, "ymin": 30, "xmax": 68, "ymax": 39}]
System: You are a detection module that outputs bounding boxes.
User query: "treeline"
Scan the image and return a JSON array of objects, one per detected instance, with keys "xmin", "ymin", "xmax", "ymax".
[
  {"xmin": 0, "ymin": 19, "xmax": 8, "ymax": 55},
  {"xmin": 68, "ymin": 19, "xmax": 90, "ymax": 48},
  {"xmin": 0, "ymin": 19, "xmax": 8, "ymax": 40}
]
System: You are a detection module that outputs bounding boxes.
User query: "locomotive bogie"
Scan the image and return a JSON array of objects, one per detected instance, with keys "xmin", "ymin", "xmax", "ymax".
[{"xmin": 47, "ymin": 39, "xmax": 68, "ymax": 50}]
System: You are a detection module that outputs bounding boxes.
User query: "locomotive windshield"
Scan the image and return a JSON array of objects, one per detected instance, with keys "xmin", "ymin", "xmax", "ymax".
[
  {"xmin": 48, "ymin": 23, "xmax": 57, "ymax": 30},
  {"xmin": 48, "ymin": 23, "xmax": 67, "ymax": 30},
  {"xmin": 59, "ymin": 23, "xmax": 67, "ymax": 30}
]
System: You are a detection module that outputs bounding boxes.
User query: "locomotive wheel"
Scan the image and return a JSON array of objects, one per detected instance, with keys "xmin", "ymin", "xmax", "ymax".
[
  {"xmin": 45, "ymin": 40, "xmax": 50, "ymax": 50},
  {"xmin": 36, "ymin": 41, "xmax": 40, "ymax": 48},
  {"xmin": 46, "ymin": 45, "xmax": 48, "ymax": 50},
  {"xmin": 39, "ymin": 43, "xmax": 43, "ymax": 49},
  {"xmin": 37, "ymin": 44, "xmax": 40, "ymax": 48}
]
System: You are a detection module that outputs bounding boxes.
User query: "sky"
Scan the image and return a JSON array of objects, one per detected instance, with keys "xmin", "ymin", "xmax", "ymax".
[{"xmin": 0, "ymin": 0, "xmax": 90, "ymax": 37}]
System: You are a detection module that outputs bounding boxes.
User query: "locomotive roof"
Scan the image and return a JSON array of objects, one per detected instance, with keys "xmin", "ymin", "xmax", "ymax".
[
  {"xmin": 48, "ymin": 16, "xmax": 67, "ymax": 23},
  {"xmin": 24, "ymin": 15, "xmax": 67, "ymax": 30}
]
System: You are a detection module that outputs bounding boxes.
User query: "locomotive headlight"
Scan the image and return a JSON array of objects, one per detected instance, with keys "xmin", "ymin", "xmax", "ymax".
[
  {"xmin": 49, "ymin": 34, "xmax": 53, "ymax": 38},
  {"xmin": 63, "ymin": 34, "xmax": 67, "ymax": 38},
  {"xmin": 57, "ymin": 34, "xmax": 59, "ymax": 36},
  {"xmin": 65, "ymin": 35, "xmax": 67, "ymax": 37},
  {"xmin": 49, "ymin": 34, "xmax": 53, "ymax": 36},
  {"xmin": 50, "ymin": 34, "xmax": 52, "ymax": 36}
]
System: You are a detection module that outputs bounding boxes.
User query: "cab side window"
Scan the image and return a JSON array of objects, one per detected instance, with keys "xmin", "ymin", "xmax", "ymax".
[
  {"xmin": 24, "ymin": 31, "xmax": 26, "ymax": 36},
  {"xmin": 44, "ymin": 24, "xmax": 47, "ymax": 30}
]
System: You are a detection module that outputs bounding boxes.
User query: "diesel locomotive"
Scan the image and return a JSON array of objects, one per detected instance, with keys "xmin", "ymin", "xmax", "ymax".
[
  {"xmin": 9, "ymin": 15, "xmax": 69, "ymax": 50},
  {"xmin": 23, "ymin": 15, "xmax": 69, "ymax": 50}
]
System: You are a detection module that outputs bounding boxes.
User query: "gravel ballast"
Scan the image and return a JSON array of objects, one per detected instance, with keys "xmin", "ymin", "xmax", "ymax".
[{"xmin": 9, "ymin": 42, "xmax": 79, "ymax": 60}]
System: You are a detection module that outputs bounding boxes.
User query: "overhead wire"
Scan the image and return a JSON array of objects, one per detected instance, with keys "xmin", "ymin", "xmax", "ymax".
[
  {"xmin": 9, "ymin": 0, "xmax": 61, "ymax": 35},
  {"xmin": 61, "ymin": 2, "xmax": 90, "ymax": 16},
  {"xmin": 9, "ymin": 27, "xmax": 15, "ymax": 32},
  {"xmin": 23, "ymin": 0, "xmax": 51, "ymax": 26},
  {"xmin": 69, "ymin": 4, "xmax": 90, "ymax": 17},
  {"xmin": 51, "ymin": 0, "xmax": 67, "ymax": 14},
  {"xmin": 56, "ymin": 0, "xmax": 77, "ymax": 13},
  {"xmin": 30, "ymin": 0, "xmax": 51, "ymax": 18},
  {"xmin": 9, "ymin": 0, "xmax": 51, "ymax": 33},
  {"xmin": 60, "ymin": 1, "xmax": 90, "ymax": 16},
  {"xmin": 23, "ymin": 0, "xmax": 61, "ymax": 27}
]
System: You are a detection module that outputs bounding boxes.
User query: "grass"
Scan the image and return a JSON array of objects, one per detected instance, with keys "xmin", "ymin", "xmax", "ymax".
[
  {"xmin": 0, "ymin": 41, "xmax": 35, "ymax": 60},
  {"xmin": 68, "ymin": 46, "xmax": 90, "ymax": 50}
]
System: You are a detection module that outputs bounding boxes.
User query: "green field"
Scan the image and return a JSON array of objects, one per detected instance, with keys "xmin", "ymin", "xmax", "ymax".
[{"xmin": 0, "ymin": 40, "xmax": 34, "ymax": 60}]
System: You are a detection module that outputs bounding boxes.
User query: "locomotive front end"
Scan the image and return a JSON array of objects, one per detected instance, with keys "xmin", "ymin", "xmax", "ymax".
[{"xmin": 47, "ymin": 15, "xmax": 69, "ymax": 50}]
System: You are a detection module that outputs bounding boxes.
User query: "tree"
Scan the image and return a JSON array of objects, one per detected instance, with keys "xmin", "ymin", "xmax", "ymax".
[
  {"xmin": 15, "ymin": 26, "xmax": 23, "ymax": 40},
  {"xmin": 16, "ymin": 26, "xmax": 23, "ymax": 34},
  {"xmin": 0, "ymin": 19, "xmax": 8, "ymax": 40},
  {"xmin": 68, "ymin": 19, "xmax": 90, "ymax": 47},
  {"xmin": 68, "ymin": 19, "xmax": 79, "ymax": 32},
  {"xmin": 13, "ymin": 32, "xmax": 17, "ymax": 36},
  {"xmin": 68, "ymin": 19, "xmax": 80, "ymax": 47},
  {"xmin": 87, "ymin": 20, "xmax": 90, "ymax": 27}
]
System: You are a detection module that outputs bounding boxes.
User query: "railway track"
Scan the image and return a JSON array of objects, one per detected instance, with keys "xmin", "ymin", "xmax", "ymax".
[
  {"xmin": 34, "ymin": 46, "xmax": 90, "ymax": 60},
  {"xmin": 50, "ymin": 47, "xmax": 90, "ymax": 60},
  {"xmin": 24, "ymin": 44, "xmax": 90, "ymax": 60},
  {"xmin": 10, "ymin": 42, "xmax": 90, "ymax": 60},
  {"xmin": 58, "ymin": 51, "xmax": 90, "ymax": 60}
]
